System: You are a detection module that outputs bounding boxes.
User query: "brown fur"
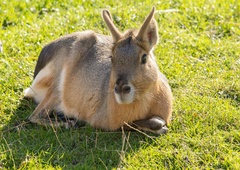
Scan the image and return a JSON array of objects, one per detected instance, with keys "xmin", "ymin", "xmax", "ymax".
[{"xmin": 24, "ymin": 7, "xmax": 173, "ymax": 134}]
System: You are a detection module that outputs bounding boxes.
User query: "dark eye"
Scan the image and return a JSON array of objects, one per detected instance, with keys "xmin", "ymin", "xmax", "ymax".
[{"xmin": 141, "ymin": 54, "xmax": 147, "ymax": 64}]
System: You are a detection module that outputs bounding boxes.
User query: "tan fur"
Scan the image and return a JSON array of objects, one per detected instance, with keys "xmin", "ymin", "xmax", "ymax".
[{"xmin": 25, "ymin": 7, "xmax": 173, "ymax": 134}]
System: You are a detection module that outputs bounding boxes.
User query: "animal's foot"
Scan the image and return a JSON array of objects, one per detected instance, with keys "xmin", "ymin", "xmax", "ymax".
[
  {"xmin": 155, "ymin": 126, "xmax": 168, "ymax": 135},
  {"xmin": 130, "ymin": 116, "xmax": 168, "ymax": 135}
]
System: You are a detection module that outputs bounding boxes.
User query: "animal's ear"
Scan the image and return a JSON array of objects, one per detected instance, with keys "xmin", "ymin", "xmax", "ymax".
[
  {"xmin": 102, "ymin": 10, "xmax": 122, "ymax": 42},
  {"xmin": 136, "ymin": 7, "xmax": 159, "ymax": 51}
]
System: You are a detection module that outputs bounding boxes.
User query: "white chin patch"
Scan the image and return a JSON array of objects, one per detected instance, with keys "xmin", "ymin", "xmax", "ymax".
[{"xmin": 114, "ymin": 84, "xmax": 135, "ymax": 104}]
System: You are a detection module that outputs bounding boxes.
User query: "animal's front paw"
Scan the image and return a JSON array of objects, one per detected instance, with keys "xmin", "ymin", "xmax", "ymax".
[
  {"xmin": 155, "ymin": 126, "xmax": 168, "ymax": 135},
  {"xmin": 130, "ymin": 116, "xmax": 168, "ymax": 135}
]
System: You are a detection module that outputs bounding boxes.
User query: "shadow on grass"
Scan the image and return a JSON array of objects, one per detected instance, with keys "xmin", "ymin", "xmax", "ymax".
[{"xmin": 1, "ymin": 98, "xmax": 158, "ymax": 169}]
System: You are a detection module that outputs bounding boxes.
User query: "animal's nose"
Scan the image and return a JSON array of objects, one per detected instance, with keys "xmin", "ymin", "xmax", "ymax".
[
  {"xmin": 114, "ymin": 77, "xmax": 131, "ymax": 94},
  {"xmin": 114, "ymin": 84, "xmax": 131, "ymax": 94}
]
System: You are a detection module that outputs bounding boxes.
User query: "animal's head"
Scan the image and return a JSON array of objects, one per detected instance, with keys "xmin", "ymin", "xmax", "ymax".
[{"xmin": 103, "ymin": 7, "xmax": 159, "ymax": 104}]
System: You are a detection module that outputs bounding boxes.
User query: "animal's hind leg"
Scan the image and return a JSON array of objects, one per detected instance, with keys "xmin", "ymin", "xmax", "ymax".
[
  {"xmin": 127, "ymin": 116, "xmax": 168, "ymax": 135},
  {"xmin": 28, "ymin": 88, "xmax": 57, "ymax": 126},
  {"xmin": 28, "ymin": 88, "xmax": 77, "ymax": 128}
]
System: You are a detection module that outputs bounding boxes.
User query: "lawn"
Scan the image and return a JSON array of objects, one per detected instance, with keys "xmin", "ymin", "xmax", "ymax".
[{"xmin": 0, "ymin": 0, "xmax": 239, "ymax": 169}]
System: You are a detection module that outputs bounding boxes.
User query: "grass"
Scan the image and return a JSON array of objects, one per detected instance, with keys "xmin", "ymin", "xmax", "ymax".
[{"xmin": 0, "ymin": 0, "xmax": 240, "ymax": 169}]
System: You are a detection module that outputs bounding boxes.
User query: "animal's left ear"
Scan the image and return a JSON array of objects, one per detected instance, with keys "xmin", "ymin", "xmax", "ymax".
[{"xmin": 136, "ymin": 7, "xmax": 159, "ymax": 52}]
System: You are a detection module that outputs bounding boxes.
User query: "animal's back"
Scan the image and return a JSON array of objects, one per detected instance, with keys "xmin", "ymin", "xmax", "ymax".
[{"xmin": 33, "ymin": 32, "xmax": 85, "ymax": 78}]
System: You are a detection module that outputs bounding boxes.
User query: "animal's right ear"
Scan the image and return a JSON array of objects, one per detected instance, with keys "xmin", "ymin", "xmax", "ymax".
[{"xmin": 102, "ymin": 10, "xmax": 122, "ymax": 42}]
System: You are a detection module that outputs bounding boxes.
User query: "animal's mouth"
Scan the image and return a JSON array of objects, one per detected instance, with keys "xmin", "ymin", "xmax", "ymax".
[{"xmin": 114, "ymin": 93, "xmax": 134, "ymax": 104}]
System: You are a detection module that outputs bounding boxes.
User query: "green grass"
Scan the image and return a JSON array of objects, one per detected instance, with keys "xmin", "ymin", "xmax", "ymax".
[{"xmin": 0, "ymin": 0, "xmax": 240, "ymax": 169}]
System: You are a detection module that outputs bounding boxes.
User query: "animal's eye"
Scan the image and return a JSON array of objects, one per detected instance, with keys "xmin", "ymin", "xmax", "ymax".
[{"xmin": 141, "ymin": 54, "xmax": 147, "ymax": 64}]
